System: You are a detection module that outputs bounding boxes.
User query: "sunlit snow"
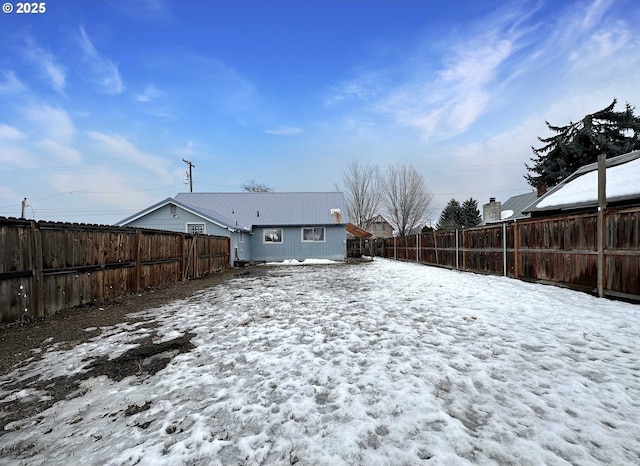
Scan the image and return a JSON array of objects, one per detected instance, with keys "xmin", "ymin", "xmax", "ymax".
[
  {"xmin": 1, "ymin": 258, "xmax": 639, "ymax": 465},
  {"xmin": 537, "ymin": 156, "xmax": 640, "ymax": 208}
]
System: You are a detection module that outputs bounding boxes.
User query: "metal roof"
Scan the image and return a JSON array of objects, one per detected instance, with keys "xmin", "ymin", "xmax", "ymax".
[
  {"xmin": 500, "ymin": 191, "xmax": 538, "ymax": 221},
  {"xmin": 116, "ymin": 197, "xmax": 249, "ymax": 231},
  {"xmin": 174, "ymin": 192, "xmax": 349, "ymax": 227}
]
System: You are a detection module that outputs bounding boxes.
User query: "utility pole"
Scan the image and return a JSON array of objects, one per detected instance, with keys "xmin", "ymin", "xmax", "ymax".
[
  {"xmin": 182, "ymin": 159, "xmax": 195, "ymax": 193},
  {"xmin": 21, "ymin": 197, "xmax": 28, "ymax": 219}
]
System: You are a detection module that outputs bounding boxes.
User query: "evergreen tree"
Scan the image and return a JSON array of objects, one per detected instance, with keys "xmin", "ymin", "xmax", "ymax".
[
  {"xmin": 436, "ymin": 199, "xmax": 462, "ymax": 230},
  {"xmin": 461, "ymin": 198, "xmax": 481, "ymax": 228},
  {"xmin": 526, "ymin": 99, "xmax": 640, "ymax": 188}
]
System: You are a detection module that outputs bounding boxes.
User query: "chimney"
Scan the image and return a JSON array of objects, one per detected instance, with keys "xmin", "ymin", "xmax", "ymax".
[
  {"xmin": 482, "ymin": 197, "xmax": 502, "ymax": 224},
  {"xmin": 330, "ymin": 208, "xmax": 342, "ymax": 224},
  {"xmin": 536, "ymin": 182, "xmax": 548, "ymax": 197}
]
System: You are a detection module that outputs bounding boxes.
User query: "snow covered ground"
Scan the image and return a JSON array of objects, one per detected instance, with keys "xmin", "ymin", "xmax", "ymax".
[{"xmin": 1, "ymin": 258, "xmax": 639, "ymax": 465}]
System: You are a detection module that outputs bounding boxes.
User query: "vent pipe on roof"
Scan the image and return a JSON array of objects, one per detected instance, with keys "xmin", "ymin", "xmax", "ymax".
[{"xmin": 257, "ymin": 210, "xmax": 260, "ymax": 217}]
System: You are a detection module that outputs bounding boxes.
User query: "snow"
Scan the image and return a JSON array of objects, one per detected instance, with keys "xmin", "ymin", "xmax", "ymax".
[
  {"xmin": 537, "ymin": 157, "xmax": 640, "ymax": 208},
  {"xmin": 1, "ymin": 258, "xmax": 639, "ymax": 465},
  {"xmin": 265, "ymin": 258, "xmax": 341, "ymax": 266},
  {"xmin": 500, "ymin": 209, "xmax": 514, "ymax": 220}
]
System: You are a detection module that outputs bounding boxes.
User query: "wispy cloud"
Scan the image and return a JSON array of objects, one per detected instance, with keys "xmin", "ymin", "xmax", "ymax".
[
  {"xmin": 86, "ymin": 131, "xmax": 171, "ymax": 179},
  {"xmin": 0, "ymin": 71, "xmax": 26, "ymax": 94},
  {"xmin": 77, "ymin": 27, "xmax": 123, "ymax": 94},
  {"xmin": 323, "ymin": 6, "xmax": 526, "ymax": 142},
  {"xmin": 23, "ymin": 105, "xmax": 75, "ymax": 142},
  {"xmin": 264, "ymin": 125, "xmax": 303, "ymax": 136},
  {"xmin": 0, "ymin": 124, "xmax": 25, "ymax": 140},
  {"xmin": 174, "ymin": 140, "xmax": 210, "ymax": 158},
  {"xmin": 0, "ymin": 125, "xmax": 35, "ymax": 168},
  {"xmin": 36, "ymin": 140, "xmax": 82, "ymax": 164},
  {"xmin": 136, "ymin": 84, "xmax": 162, "ymax": 103},
  {"xmin": 376, "ymin": 32, "xmax": 515, "ymax": 141},
  {"xmin": 135, "ymin": 84, "xmax": 175, "ymax": 117},
  {"xmin": 324, "ymin": 71, "xmax": 387, "ymax": 107},
  {"xmin": 25, "ymin": 39, "xmax": 66, "ymax": 93},
  {"xmin": 580, "ymin": 0, "xmax": 614, "ymax": 30}
]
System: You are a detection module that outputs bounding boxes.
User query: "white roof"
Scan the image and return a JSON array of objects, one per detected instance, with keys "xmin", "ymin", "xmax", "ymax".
[{"xmin": 525, "ymin": 150, "xmax": 640, "ymax": 213}]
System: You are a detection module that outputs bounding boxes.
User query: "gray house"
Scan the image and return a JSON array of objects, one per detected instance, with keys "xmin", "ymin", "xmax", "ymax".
[
  {"xmin": 117, "ymin": 192, "xmax": 349, "ymax": 265},
  {"xmin": 482, "ymin": 192, "xmax": 538, "ymax": 224}
]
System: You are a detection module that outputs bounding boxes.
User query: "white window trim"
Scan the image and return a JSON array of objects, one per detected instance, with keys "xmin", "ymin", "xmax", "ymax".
[
  {"xmin": 186, "ymin": 222, "xmax": 206, "ymax": 234},
  {"xmin": 301, "ymin": 226, "xmax": 326, "ymax": 243},
  {"xmin": 263, "ymin": 228, "xmax": 283, "ymax": 244}
]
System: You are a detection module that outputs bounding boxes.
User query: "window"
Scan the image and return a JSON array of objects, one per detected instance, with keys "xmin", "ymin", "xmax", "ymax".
[
  {"xmin": 264, "ymin": 228, "xmax": 283, "ymax": 243},
  {"xmin": 302, "ymin": 227, "xmax": 325, "ymax": 242},
  {"xmin": 187, "ymin": 223, "xmax": 205, "ymax": 234},
  {"xmin": 170, "ymin": 204, "xmax": 177, "ymax": 217},
  {"xmin": 374, "ymin": 223, "xmax": 385, "ymax": 231}
]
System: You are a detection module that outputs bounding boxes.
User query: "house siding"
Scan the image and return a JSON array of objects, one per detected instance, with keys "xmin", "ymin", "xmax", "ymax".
[
  {"xmin": 122, "ymin": 204, "xmax": 244, "ymax": 265},
  {"xmin": 231, "ymin": 231, "xmax": 251, "ymax": 262},
  {"xmin": 118, "ymin": 193, "xmax": 349, "ymax": 265},
  {"xmin": 123, "ymin": 204, "xmax": 230, "ymax": 236},
  {"xmin": 248, "ymin": 225, "xmax": 346, "ymax": 262}
]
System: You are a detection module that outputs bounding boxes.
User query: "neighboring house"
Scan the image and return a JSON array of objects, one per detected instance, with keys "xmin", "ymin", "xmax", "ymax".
[
  {"xmin": 364, "ymin": 215, "xmax": 393, "ymax": 238},
  {"xmin": 523, "ymin": 150, "xmax": 640, "ymax": 217},
  {"xmin": 346, "ymin": 223, "xmax": 372, "ymax": 239},
  {"xmin": 482, "ymin": 192, "xmax": 538, "ymax": 224},
  {"xmin": 117, "ymin": 192, "xmax": 349, "ymax": 265}
]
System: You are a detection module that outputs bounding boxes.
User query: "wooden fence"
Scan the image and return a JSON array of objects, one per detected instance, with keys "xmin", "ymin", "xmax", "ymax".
[
  {"xmin": 0, "ymin": 218, "xmax": 230, "ymax": 324},
  {"xmin": 355, "ymin": 207, "xmax": 640, "ymax": 301}
]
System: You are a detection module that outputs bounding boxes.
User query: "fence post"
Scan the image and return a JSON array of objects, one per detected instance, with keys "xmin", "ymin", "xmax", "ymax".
[
  {"xmin": 134, "ymin": 229, "xmax": 142, "ymax": 291},
  {"xmin": 416, "ymin": 233, "xmax": 419, "ymax": 263},
  {"xmin": 455, "ymin": 229, "xmax": 459, "ymax": 270},
  {"xmin": 30, "ymin": 221, "xmax": 44, "ymax": 318},
  {"xmin": 433, "ymin": 230, "xmax": 439, "ymax": 265},
  {"xmin": 462, "ymin": 228, "xmax": 467, "ymax": 270},
  {"xmin": 394, "ymin": 236, "xmax": 397, "ymax": 260},
  {"xmin": 513, "ymin": 221, "xmax": 519, "ymax": 278},
  {"xmin": 597, "ymin": 153, "xmax": 606, "ymax": 297},
  {"xmin": 503, "ymin": 222, "xmax": 507, "ymax": 277}
]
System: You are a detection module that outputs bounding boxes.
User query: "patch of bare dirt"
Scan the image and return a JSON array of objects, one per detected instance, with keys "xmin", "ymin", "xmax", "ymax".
[
  {"xmin": 0, "ymin": 268, "xmax": 241, "ymax": 378},
  {"xmin": 0, "ymin": 332, "xmax": 195, "ymax": 436},
  {"xmin": 0, "ymin": 268, "xmax": 248, "ymax": 436}
]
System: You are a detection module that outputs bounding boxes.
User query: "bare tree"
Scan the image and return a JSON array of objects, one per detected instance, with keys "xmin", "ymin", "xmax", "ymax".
[
  {"xmin": 382, "ymin": 163, "xmax": 433, "ymax": 236},
  {"xmin": 342, "ymin": 161, "xmax": 381, "ymax": 227},
  {"xmin": 241, "ymin": 179, "xmax": 274, "ymax": 192}
]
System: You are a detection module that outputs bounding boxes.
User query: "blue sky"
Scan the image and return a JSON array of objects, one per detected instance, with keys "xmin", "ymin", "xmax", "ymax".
[{"xmin": 1, "ymin": 0, "xmax": 640, "ymax": 224}]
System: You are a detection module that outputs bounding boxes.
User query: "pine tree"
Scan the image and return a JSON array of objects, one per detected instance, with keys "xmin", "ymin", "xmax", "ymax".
[
  {"xmin": 461, "ymin": 198, "xmax": 481, "ymax": 228},
  {"xmin": 525, "ymin": 99, "xmax": 640, "ymax": 188},
  {"xmin": 436, "ymin": 199, "xmax": 462, "ymax": 230}
]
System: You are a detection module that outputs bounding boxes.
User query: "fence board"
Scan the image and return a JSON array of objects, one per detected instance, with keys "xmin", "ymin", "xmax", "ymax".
[
  {"xmin": 350, "ymin": 207, "xmax": 640, "ymax": 300},
  {"xmin": 0, "ymin": 219, "xmax": 230, "ymax": 324}
]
